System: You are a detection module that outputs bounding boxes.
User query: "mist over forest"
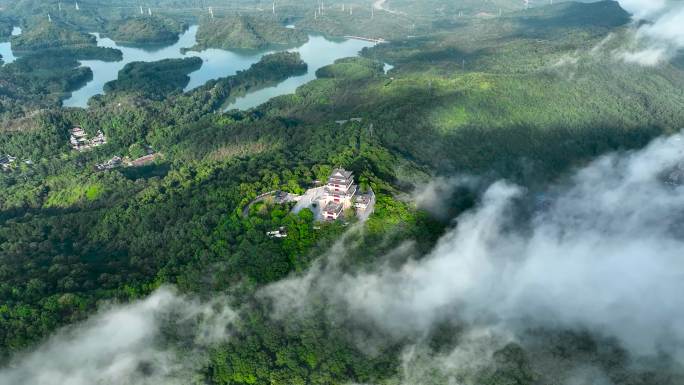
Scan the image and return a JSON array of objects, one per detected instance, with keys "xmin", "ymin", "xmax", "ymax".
[{"xmin": 1, "ymin": 0, "xmax": 683, "ymax": 384}]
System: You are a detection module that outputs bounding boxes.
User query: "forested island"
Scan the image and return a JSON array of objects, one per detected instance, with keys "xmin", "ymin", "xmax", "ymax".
[
  {"xmin": 0, "ymin": 45, "xmax": 122, "ymax": 119},
  {"xmin": 1, "ymin": 1, "xmax": 684, "ymax": 385},
  {"xmin": 194, "ymin": 15, "xmax": 309, "ymax": 50},
  {"xmin": 103, "ymin": 16, "xmax": 186, "ymax": 45},
  {"xmin": 10, "ymin": 20, "xmax": 96, "ymax": 51},
  {"xmin": 104, "ymin": 57, "xmax": 203, "ymax": 99}
]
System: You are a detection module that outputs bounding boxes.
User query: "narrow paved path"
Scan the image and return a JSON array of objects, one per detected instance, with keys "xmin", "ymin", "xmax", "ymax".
[
  {"xmin": 292, "ymin": 187, "xmax": 325, "ymax": 219},
  {"xmin": 242, "ymin": 191, "xmax": 275, "ymax": 218}
]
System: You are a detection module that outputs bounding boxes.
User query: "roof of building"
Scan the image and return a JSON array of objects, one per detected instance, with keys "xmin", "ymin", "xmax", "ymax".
[
  {"xmin": 326, "ymin": 184, "xmax": 357, "ymax": 198},
  {"xmin": 71, "ymin": 127, "xmax": 86, "ymax": 137},
  {"xmin": 129, "ymin": 153, "xmax": 158, "ymax": 166},
  {"xmin": 323, "ymin": 202, "xmax": 343, "ymax": 214},
  {"xmin": 330, "ymin": 168, "xmax": 353, "ymax": 180},
  {"xmin": 356, "ymin": 194, "xmax": 372, "ymax": 204}
]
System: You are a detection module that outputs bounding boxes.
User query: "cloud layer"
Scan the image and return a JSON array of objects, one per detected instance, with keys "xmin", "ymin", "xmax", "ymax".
[
  {"xmin": 267, "ymin": 132, "xmax": 684, "ymax": 362},
  {"xmin": 0, "ymin": 287, "xmax": 236, "ymax": 385}
]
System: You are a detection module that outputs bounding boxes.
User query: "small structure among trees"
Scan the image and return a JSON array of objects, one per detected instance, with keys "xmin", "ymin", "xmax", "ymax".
[
  {"xmin": 94, "ymin": 156, "xmax": 122, "ymax": 171},
  {"xmin": 69, "ymin": 127, "xmax": 107, "ymax": 152},
  {"xmin": 267, "ymin": 227, "xmax": 288, "ymax": 238},
  {"xmin": 354, "ymin": 194, "xmax": 372, "ymax": 210},
  {"xmin": 0, "ymin": 154, "xmax": 16, "ymax": 171}
]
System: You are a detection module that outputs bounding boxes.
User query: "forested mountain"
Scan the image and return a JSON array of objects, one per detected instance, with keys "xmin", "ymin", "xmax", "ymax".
[
  {"xmin": 1, "ymin": 1, "xmax": 683, "ymax": 384},
  {"xmin": 194, "ymin": 15, "xmax": 308, "ymax": 50},
  {"xmin": 103, "ymin": 16, "xmax": 187, "ymax": 45},
  {"xmin": 10, "ymin": 20, "xmax": 95, "ymax": 51}
]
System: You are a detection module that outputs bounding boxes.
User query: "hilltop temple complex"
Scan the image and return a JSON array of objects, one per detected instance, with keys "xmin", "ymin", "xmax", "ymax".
[{"xmin": 321, "ymin": 168, "xmax": 357, "ymax": 220}]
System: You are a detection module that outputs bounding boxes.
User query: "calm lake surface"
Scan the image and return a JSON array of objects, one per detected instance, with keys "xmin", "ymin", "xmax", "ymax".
[
  {"xmin": 60, "ymin": 25, "xmax": 375, "ymax": 109},
  {"xmin": 223, "ymin": 35, "xmax": 375, "ymax": 111}
]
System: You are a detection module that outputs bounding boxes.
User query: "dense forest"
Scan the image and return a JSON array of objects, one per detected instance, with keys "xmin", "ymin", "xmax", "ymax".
[
  {"xmin": 193, "ymin": 15, "xmax": 309, "ymax": 50},
  {"xmin": 10, "ymin": 20, "xmax": 96, "ymax": 51},
  {"xmin": 103, "ymin": 16, "xmax": 187, "ymax": 45},
  {"xmin": 1, "ymin": 1, "xmax": 683, "ymax": 384},
  {"xmin": 0, "ymin": 46, "xmax": 122, "ymax": 120},
  {"xmin": 103, "ymin": 57, "xmax": 204, "ymax": 99},
  {"xmin": 0, "ymin": 19, "xmax": 12, "ymax": 38}
]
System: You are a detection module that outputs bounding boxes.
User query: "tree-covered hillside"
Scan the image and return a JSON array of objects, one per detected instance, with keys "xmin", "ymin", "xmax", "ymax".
[
  {"xmin": 194, "ymin": 15, "xmax": 308, "ymax": 50},
  {"xmin": 103, "ymin": 16, "xmax": 187, "ymax": 45},
  {"xmin": 0, "ymin": 18, "xmax": 12, "ymax": 39},
  {"xmin": 104, "ymin": 57, "xmax": 203, "ymax": 99},
  {"xmin": 10, "ymin": 20, "xmax": 96, "ymax": 51},
  {"xmin": 1, "ymin": 1, "xmax": 684, "ymax": 384}
]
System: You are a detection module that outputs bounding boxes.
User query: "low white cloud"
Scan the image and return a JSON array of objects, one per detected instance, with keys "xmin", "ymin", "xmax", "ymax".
[
  {"xmin": 615, "ymin": 0, "xmax": 684, "ymax": 65},
  {"xmin": 618, "ymin": 46, "xmax": 669, "ymax": 65},
  {"xmin": 412, "ymin": 176, "xmax": 477, "ymax": 220},
  {"xmin": 266, "ymin": 132, "xmax": 684, "ymax": 364},
  {"xmin": 0, "ymin": 287, "xmax": 236, "ymax": 385},
  {"xmin": 563, "ymin": 367, "xmax": 615, "ymax": 385},
  {"xmin": 395, "ymin": 327, "xmax": 514, "ymax": 385}
]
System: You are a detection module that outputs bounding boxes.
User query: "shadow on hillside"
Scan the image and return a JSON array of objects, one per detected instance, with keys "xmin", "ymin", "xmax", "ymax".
[
  {"xmin": 262, "ymin": 65, "xmax": 668, "ymax": 187},
  {"xmin": 120, "ymin": 163, "xmax": 170, "ymax": 180},
  {"xmin": 515, "ymin": 1, "xmax": 630, "ymax": 34}
]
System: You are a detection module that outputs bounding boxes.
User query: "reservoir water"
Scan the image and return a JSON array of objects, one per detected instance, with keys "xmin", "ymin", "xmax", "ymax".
[
  {"xmin": 223, "ymin": 36, "xmax": 375, "ymax": 111},
  {"xmin": 0, "ymin": 27, "xmax": 23, "ymax": 65},
  {"xmin": 61, "ymin": 25, "xmax": 375, "ymax": 109}
]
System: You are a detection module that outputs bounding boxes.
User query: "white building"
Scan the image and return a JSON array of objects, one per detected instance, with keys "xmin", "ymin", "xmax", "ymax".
[
  {"xmin": 324, "ymin": 168, "xmax": 357, "ymax": 205},
  {"xmin": 0, "ymin": 155, "xmax": 16, "ymax": 170},
  {"xmin": 267, "ymin": 227, "xmax": 288, "ymax": 238},
  {"xmin": 354, "ymin": 194, "xmax": 372, "ymax": 211},
  {"xmin": 70, "ymin": 127, "xmax": 107, "ymax": 151},
  {"xmin": 322, "ymin": 202, "xmax": 344, "ymax": 220},
  {"xmin": 95, "ymin": 156, "xmax": 122, "ymax": 171},
  {"xmin": 319, "ymin": 168, "xmax": 357, "ymax": 221}
]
